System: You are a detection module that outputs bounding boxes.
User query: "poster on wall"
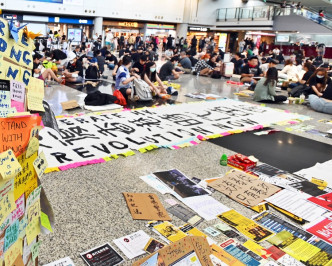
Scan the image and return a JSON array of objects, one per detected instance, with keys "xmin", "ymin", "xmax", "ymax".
[
  {"xmin": 68, "ymin": 28, "xmax": 82, "ymax": 43},
  {"xmin": 25, "ymin": 0, "xmax": 63, "ymax": 3},
  {"xmin": 218, "ymin": 33, "xmax": 227, "ymax": 51}
]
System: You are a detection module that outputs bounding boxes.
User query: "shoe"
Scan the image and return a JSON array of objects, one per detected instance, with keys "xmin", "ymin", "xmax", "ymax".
[{"xmin": 167, "ymin": 87, "xmax": 178, "ymax": 96}]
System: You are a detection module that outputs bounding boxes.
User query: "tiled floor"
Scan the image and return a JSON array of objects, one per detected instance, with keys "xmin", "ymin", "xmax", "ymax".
[{"xmin": 39, "ymin": 73, "xmax": 332, "ymax": 265}]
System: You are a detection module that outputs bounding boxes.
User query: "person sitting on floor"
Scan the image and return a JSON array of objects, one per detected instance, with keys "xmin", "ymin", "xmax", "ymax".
[
  {"xmin": 289, "ymin": 62, "xmax": 316, "ymax": 89},
  {"xmin": 141, "ymin": 61, "xmax": 169, "ymax": 97},
  {"xmin": 193, "ymin": 54, "xmax": 215, "ymax": 76},
  {"xmin": 179, "ymin": 51, "xmax": 192, "ymax": 74},
  {"xmin": 63, "ymin": 52, "xmax": 84, "ymax": 83},
  {"xmin": 279, "ymin": 59, "xmax": 299, "ymax": 81},
  {"xmin": 159, "ymin": 56, "xmax": 182, "ymax": 81},
  {"xmin": 32, "ymin": 54, "xmax": 63, "ymax": 83},
  {"xmin": 231, "ymin": 52, "xmax": 244, "ymax": 75},
  {"xmin": 115, "ymin": 55, "xmax": 140, "ymax": 101},
  {"xmin": 308, "ymin": 82, "xmax": 332, "ymax": 114},
  {"xmin": 132, "ymin": 54, "xmax": 148, "ymax": 76},
  {"xmin": 95, "ymin": 50, "xmax": 105, "ymax": 75},
  {"xmin": 165, "ymin": 47, "xmax": 174, "ymax": 60},
  {"xmin": 307, "ymin": 68, "xmax": 331, "ymax": 97},
  {"xmin": 240, "ymin": 56, "xmax": 263, "ymax": 84},
  {"xmin": 105, "ymin": 50, "xmax": 118, "ymax": 70},
  {"xmin": 253, "ymin": 67, "xmax": 287, "ymax": 103}
]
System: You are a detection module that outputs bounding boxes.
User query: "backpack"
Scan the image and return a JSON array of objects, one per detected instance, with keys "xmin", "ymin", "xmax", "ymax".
[
  {"xmin": 84, "ymin": 91, "xmax": 118, "ymax": 106},
  {"xmin": 290, "ymin": 84, "xmax": 311, "ymax": 97},
  {"xmin": 85, "ymin": 65, "xmax": 100, "ymax": 80},
  {"xmin": 132, "ymin": 79, "xmax": 153, "ymax": 101},
  {"xmin": 113, "ymin": 90, "xmax": 127, "ymax": 106}
]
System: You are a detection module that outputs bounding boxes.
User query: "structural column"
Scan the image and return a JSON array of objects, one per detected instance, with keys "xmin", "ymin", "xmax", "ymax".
[
  {"xmin": 93, "ymin": 17, "xmax": 103, "ymax": 36},
  {"xmin": 176, "ymin": 23, "xmax": 188, "ymax": 38}
]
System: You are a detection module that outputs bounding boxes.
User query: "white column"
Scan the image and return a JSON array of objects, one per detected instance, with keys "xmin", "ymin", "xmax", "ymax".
[
  {"xmin": 93, "ymin": 17, "xmax": 103, "ymax": 36},
  {"xmin": 176, "ymin": 23, "xmax": 188, "ymax": 38}
]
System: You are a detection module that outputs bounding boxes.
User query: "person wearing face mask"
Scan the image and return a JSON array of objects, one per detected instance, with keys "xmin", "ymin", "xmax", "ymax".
[
  {"xmin": 309, "ymin": 81, "xmax": 332, "ymax": 114},
  {"xmin": 63, "ymin": 51, "xmax": 84, "ymax": 83},
  {"xmin": 307, "ymin": 68, "xmax": 331, "ymax": 97},
  {"xmin": 159, "ymin": 56, "xmax": 182, "ymax": 81},
  {"xmin": 141, "ymin": 61, "xmax": 169, "ymax": 97}
]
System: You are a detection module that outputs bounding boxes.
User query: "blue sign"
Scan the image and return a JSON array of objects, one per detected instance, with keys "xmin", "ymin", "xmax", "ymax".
[
  {"xmin": 26, "ymin": 0, "xmax": 63, "ymax": 3},
  {"xmin": 48, "ymin": 17, "xmax": 93, "ymax": 25}
]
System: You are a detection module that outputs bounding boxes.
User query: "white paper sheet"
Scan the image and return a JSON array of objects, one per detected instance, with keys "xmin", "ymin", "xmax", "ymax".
[
  {"xmin": 294, "ymin": 160, "xmax": 332, "ymax": 185},
  {"xmin": 265, "ymin": 189, "xmax": 328, "ymax": 222},
  {"xmin": 181, "ymin": 195, "xmax": 230, "ymax": 221},
  {"xmin": 113, "ymin": 230, "xmax": 150, "ymax": 260},
  {"xmin": 44, "ymin": 257, "xmax": 75, "ymax": 266},
  {"xmin": 139, "ymin": 175, "xmax": 175, "ymax": 195},
  {"xmin": 83, "ymin": 104, "xmax": 123, "ymax": 111}
]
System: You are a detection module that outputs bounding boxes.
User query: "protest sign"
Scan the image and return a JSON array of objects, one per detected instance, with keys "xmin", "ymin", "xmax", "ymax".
[
  {"xmin": 209, "ymin": 170, "xmax": 281, "ymax": 207},
  {"xmin": 123, "ymin": 192, "xmax": 171, "ymax": 221},
  {"xmin": 39, "ymin": 99, "xmax": 305, "ymax": 169}
]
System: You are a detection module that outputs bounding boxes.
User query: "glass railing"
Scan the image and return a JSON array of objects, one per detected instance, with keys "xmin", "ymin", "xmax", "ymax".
[
  {"xmin": 274, "ymin": 7, "xmax": 332, "ymax": 30},
  {"xmin": 216, "ymin": 6, "xmax": 275, "ymax": 21},
  {"xmin": 216, "ymin": 6, "xmax": 332, "ymax": 30}
]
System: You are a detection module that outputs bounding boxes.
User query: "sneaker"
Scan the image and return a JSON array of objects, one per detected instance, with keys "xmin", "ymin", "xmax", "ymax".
[{"xmin": 167, "ymin": 86, "xmax": 178, "ymax": 96}]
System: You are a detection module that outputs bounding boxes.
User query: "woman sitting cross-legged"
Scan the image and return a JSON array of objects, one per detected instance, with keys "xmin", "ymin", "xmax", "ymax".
[{"xmin": 253, "ymin": 67, "xmax": 287, "ymax": 103}]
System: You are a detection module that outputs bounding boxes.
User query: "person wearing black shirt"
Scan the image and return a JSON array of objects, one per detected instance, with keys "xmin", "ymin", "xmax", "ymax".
[
  {"xmin": 105, "ymin": 51, "xmax": 118, "ymax": 70},
  {"xmin": 240, "ymin": 56, "xmax": 263, "ymax": 84},
  {"xmin": 132, "ymin": 54, "xmax": 148, "ymax": 75},
  {"xmin": 159, "ymin": 57, "xmax": 181, "ymax": 81},
  {"xmin": 63, "ymin": 52, "xmax": 84, "ymax": 83},
  {"xmin": 289, "ymin": 62, "xmax": 315, "ymax": 89},
  {"xmin": 167, "ymin": 35, "xmax": 173, "ymax": 50},
  {"xmin": 309, "ymin": 82, "xmax": 332, "ymax": 114},
  {"xmin": 307, "ymin": 68, "xmax": 331, "ymax": 97},
  {"xmin": 231, "ymin": 52, "xmax": 244, "ymax": 75}
]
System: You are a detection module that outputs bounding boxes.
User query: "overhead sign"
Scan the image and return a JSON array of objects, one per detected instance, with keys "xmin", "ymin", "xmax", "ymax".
[
  {"xmin": 118, "ymin": 22, "xmax": 139, "ymax": 27},
  {"xmin": 48, "ymin": 17, "xmax": 93, "ymax": 25},
  {"xmin": 188, "ymin": 27, "xmax": 209, "ymax": 32},
  {"xmin": 25, "ymin": 0, "xmax": 63, "ymax": 3},
  {"xmin": 147, "ymin": 24, "xmax": 175, "ymax": 30}
]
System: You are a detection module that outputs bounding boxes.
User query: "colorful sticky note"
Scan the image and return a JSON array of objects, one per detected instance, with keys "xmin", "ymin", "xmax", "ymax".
[
  {"xmin": 4, "ymin": 219, "xmax": 19, "ymax": 251},
  {"xmin": 11, "ymin": 194, "xmax": 25, "ymax": 223},
  {"xmin": 4, "ymin": 239, "xmax": 23, "ymax": 266},
  {"xmin": 31, "ymin": 241, "xmax": 41, "ymax": 260},
  {"xmin": 26, "ymin": 137, "xmax": 39, "ymax": 158},
  {"xmin": 18, "ymin": 216, "xmax": 27, "ymax": 239},
  {"xmin": 33, "ymin": 151, "xmax": 48, "ymax": 178},
  {"xmin": 0, "ymin": 149, "xmax": 22, "ymax": 180},
  {"xmin": 10, "ymin": 80, "xmax": 25, "ymax": 103},
  {"xmin": 26, "ymin": 186, "xmax": 42, "ymax": 208},
  {"xmin": 27, "ymin": 93, "xmax": 45, "ymax": 112},
  {"xmin": 27, "ymin": 199, "xmax": 41, "ymax": 223},
  {"xmin": 12, "ymin": 255, "xmax": 24, "ymax": 266},
  {"xmin": 0, "ymin": 179, "xmax": 14, "ymax": 201},
  {"xmin": 26, "ymin": 217, "xmax": 41, "ymax": 245},
  {"xmin": 0, "ymin": 191, "xmax": 15, "ymax": 225},
  {"xmin": 29, "ymin": 126, "xmax": 43, "ymax": 140},
  {"xmin": 40, "ymin": 211, "xmax": 53, "ymax": 233}
]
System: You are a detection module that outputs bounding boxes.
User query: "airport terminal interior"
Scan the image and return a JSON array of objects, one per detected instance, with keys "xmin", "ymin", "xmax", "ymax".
[{"xmin": 0, "ymin": 0, "xmax": 332, "ymax": 265}]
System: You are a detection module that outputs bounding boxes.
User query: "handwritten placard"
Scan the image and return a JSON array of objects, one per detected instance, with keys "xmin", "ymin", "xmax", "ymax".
[
  {"xmin": 0, "ymin": 179, "xmax": 14, "ymax": 201},
  {"xmin": 209, "ymin": 170, "xmax": 280, "ymax": 207},
  {"xmin": 33, "ymin": 151, "xmax": 48, "ymax": 178},
  {"xmin": 4, "ymin": 219, "xmax": 19, "ymax": 251},
  {"xmin": 26, "ymin": 137, "xmax": 39, "ymax": 158},
  {"xmin": 27, "ymin": 93, "xmax": 45, "ymax": 112},
  {"xmin": 31, "ymin": 241, "xmax": 41, "ymax": 260},
  {"xmin": 0, "ymin": 90, "xmax": 11, "ymax": 116},
  {"xmin": 10, "ymin": 80, "xmax": 25, "ymax": 103},
  {"xmin": 0, "ymin": 149, "xmax": 22, "ymax": 180},
  {"xmin": 123, "ymin": 192, "xmax": 171, "ymax": 221},
  {"xmin": 26, "ymin": 186, "xmax": 42, "ymax": 208},
  {"xmin": 26, "ymin": 217, "xmax": 40, "ymax": 245},
  {"xmin": 27, "ymin": 199, "xmax": 40, "ymax": 223}
]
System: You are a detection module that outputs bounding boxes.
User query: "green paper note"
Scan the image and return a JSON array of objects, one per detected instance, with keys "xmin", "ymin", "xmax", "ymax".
[{"xmin": 40, "ymin": 212, "xmax": 53, "ymax": 233}]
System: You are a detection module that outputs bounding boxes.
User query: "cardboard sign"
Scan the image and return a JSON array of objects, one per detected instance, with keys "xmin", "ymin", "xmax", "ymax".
[
  {"xmin": 61, "ymin": 100, "xmax": 79, "ymax": 110},
  {"xmin": 80, "ymin": 243, "xmax": 124, "ymax": 266},
  {"xmin": 123, "ymin": 192, "xmax": 171, "ymax": 221},
  {"xmin": 134, "ymin": 236, "xmax": 213, "ymax": 266},
  {"xmin": 218, "ymin": 210, "xmax": 274, "ymax": 242},
  {"xmin": 209, "ymin": 170, "xmax": 280, "ymax": 207}
]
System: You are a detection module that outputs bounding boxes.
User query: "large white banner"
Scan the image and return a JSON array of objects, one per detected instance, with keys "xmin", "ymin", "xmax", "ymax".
[{"xmin": 39, "ymin": 99, "xmax": 303, "ymax": 170}]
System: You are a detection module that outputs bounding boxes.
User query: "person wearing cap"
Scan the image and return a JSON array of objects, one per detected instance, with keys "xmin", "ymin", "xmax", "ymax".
[
  {"xmin": 63, "ymin": 51, "xmax": 84, "ymax": 83},
  {"xmin": 86, "ymin": 51, "xmax": 98, "ymax": 64}
]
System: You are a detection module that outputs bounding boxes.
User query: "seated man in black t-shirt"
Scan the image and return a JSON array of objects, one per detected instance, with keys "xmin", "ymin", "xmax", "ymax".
[
  {"xmin": 240, "ymin": 56, "xmax": 263, "ymax": 84},
  {"xmin": 231, "ymin": 52, "xmax": 244, "ymax": 75},
  {"xmin": 132, "ymin": 54, "xmax": 148, "ymax": 75},
  {"xmin": 105, "ymin": 51, "xmax": 118, "ymax": 70},
  {"xmin": 63, "ymin": 52, "xmax": 84, "ymax": 83}
]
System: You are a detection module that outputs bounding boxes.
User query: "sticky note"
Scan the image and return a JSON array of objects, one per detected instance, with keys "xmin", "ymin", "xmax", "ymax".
[
  {"xmin": 4, "ymin": 219, "xmax": 19, "ymax": 251},
  {"xmin": 12, "ymin": 255, "xmax": 24, "ymax": 266},
  {"xmin": 110, "ymin": 154, "xmax": 119, "ymax": 159},
  {"xmin": 30, "ymin": 126, "xmax": 43, "ymax": 140},
  {"xmin": 138, "ymin": 148, "xmax": 147, "ymax": 153},
  {"xmin": 10, "ymin": 80, "xmax": 25, "ymax": 103},
  {"xmin": 204, "ymin": 227, "xmax": 221, "ymax": 237},
  {"xmin": 26, "ymin": 137, "xmax": 39, "ymax": 159},
  {"xmin": 0, "ymin": 191, "xmax": 15, "ymax": 225},
  {"xmin": 4, "ymin": 239, "xmax": 23, "ymax": 266},
  {"xmin": 33, "ymin": 151, "xmax": 48, "ymax": 178},
  {"xmin": 31, "ymin": 241, "xmax": 41, "ymax": 260},
  {"xmin": 40, "ymin": 211, "xmax": 53, "ymax": 233},
  {"xmin": 26, "ymin": 217, "xmax": 41, "ymax": 245},
  {"xmin": 27, "ymin": 199, "xmax": 41, "ymax": 223},
  {"xmin": 18, "ymin": 216, "xmax": 28, "ymax": 239},
  {"xmin": 0, "ymin": 149, "xmax": 22, "ymax": 180},
  {"xmin": 0, "ymin": 179, "xmax": 14, "ymax": 201},
  {"xmin": 26, "ymin": 186, "xmax": 42, "ymax": 208}
]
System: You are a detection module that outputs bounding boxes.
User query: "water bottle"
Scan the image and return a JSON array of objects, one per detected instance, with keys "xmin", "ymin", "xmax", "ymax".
[
  {"xmin": 196, "ymin": 71, "xmax": 199, "ymax": 79},
  {"xmin": 220, "ymin": 154, "xmax": 228, "ymax": 166}
]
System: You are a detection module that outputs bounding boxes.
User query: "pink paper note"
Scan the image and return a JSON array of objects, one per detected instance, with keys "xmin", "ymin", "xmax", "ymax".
[
  {"xmin": 11, "ymin": 194, "xmax": 25, "ymax": 223},
  {"xmin": 288, "ymin": 121, "xmax": 298, "ymax": 124},
  {"xmin": 59, "ymin": 158, "xmax": 105, "ymax": 171},
  {"xmin": 11, "ymin": 100, "xmax": 24, "ymax": 112},
  {"xmin": 197, "ymin": 135, "xmax": 205, "ymax": 140},
  {"xmin": 190, "ymin": 141, "xmax": 198, "ymax": 145},
  {"xmin": 172, "ymin": 146, "xmax": 180, "ymax": 150},
  {"xmin": 220, "ymin": 132, "xmax": 231, "ymax": 136}
]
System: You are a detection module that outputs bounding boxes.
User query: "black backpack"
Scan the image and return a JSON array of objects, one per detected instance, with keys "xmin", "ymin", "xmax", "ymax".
[
  {"xmin": 290, "ymin": 84, "xmax": 311, "ymax": 97},
  {"xmin": 85, "ymin": 65, "xmax": 100, "ymax": 80}
]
